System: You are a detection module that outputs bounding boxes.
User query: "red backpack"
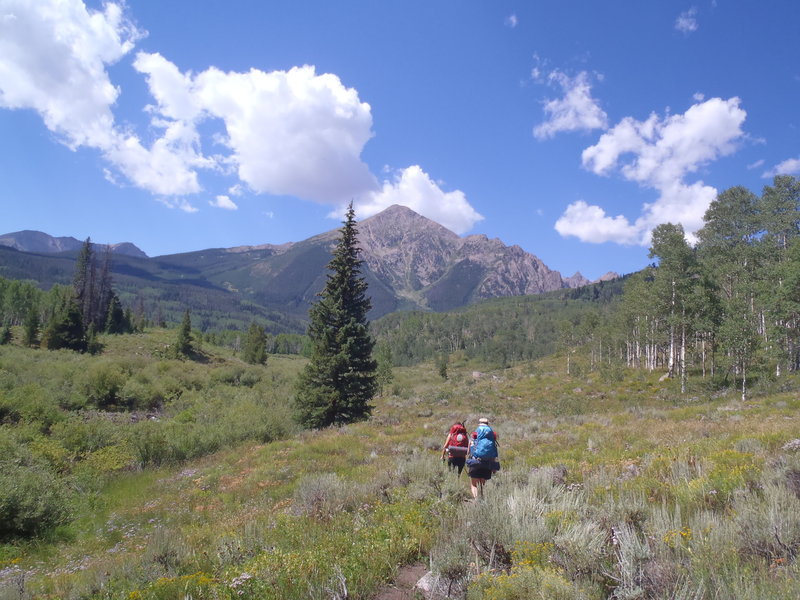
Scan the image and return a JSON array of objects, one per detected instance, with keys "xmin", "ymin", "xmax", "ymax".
[{"xmin": 447, "ymin": 423, "xmax": 469, "ymax": 457}]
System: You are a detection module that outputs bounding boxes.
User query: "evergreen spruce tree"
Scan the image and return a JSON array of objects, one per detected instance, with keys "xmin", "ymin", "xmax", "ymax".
[
  {"xmin": 174, "ymin": 309, "xmax": 193, "ymax": 357},
  {"xmin": 436, "ymin": 352, "xmax": 449, "ymax": 380},
  {"xmin": 294, "ymin": 203, "xmax": 377, "ymax": 428},
  {"xmin": 242, "ymin": 321, "xmax": 268, "ymax": 365},
  {"xmin": 104, "ymin": 293, "xmax": 127, "ymax": 334},
  {"xmin": 94, "ymin": 248, "xmax": 115, "ymax": 330},
  {"xmin": 86, "ymin": 323, "xmax": 102, "ymax": 355},
  {"xmin": 0, "ymin": 321, "xmax": 12, "ymax": 345},
  {"xmin": 42, "ymin": 293, "xmax": 87, "ymax": 352},
  {"xmin": 73, "ymin": 238, "xmax": 96, "ymax": 328},
  {"xmin": 22, "ymin": 307, "xmax": 39, "ymax": 347},
  {"xmin": 374, "ymin": 342, "xmax": 394, "ymax": 396}
]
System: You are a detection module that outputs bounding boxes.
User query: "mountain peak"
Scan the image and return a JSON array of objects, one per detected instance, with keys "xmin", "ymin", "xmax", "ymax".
[
  {"xmin": 361, "ymin": 205, "xmax": 458, "ymax": 238},
  {"xmin": 597, "ymin": 271, "xmax": 620, "ymax": 282}
]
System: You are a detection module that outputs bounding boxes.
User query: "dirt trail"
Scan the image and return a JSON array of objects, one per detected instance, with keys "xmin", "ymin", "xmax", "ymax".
[{"xmin": 372, "ymin": 562, "xmax": 428, "ymax": 600}]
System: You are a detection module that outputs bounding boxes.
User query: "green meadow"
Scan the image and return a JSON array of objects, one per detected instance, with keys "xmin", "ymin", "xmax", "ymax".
[{"xmin": 3, "ymin": 329, "xmax": 800, "ymax": 599}]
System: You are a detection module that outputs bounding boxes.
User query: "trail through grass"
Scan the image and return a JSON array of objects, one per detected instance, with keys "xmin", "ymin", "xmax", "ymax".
[{"xmin": 4, "ymin": 352, "xmax": 800, "ymax": 598}]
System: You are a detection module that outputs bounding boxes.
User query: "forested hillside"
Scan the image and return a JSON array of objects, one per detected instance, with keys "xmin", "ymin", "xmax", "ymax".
[
  {"xmin": 0, "ymin": 244, "xmax": 306, "ymax": 334},
  {"xmin": 373, "ymin": 277, "xmax": 625, "ymax": 367}
]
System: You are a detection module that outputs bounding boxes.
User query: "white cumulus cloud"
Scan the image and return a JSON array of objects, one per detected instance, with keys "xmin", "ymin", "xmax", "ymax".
[
  {"xmin": 210, "ymin": 195, "xmax": 238, "ymax": 210},
  {"xmin": 533, "ymin": 71, "xmax": 607, "ymax": 139},
  {"xmin": 0, "ymin": 0, "xmax": 207, "ymax": 196},
  {"xmin": 194, "ymin": 64, "xmax": 377, "ymax": 203},
  {"xmin": 354, "ymin": 165, "xmax": 483, "ymax": 234},
  {"xmin": 555, "ymin": 201, "xmax": 640, "ymax": 245},
  {"xmin": 505, "ymin": 14, "xmax": 518, "ymax": 28},
  {"xmin": 764, "ymin": 157, "xmax": 800, "ymax": 177},
  {"xmin": 0, "ymin": 0, "xmax": 138, "ymax": 148},
  {"xmin": 556, "ymin": 97, "xmax": 746, "ymax": 245},
  {"xmin": 0, "ymin": 0, "xmax": 483, "ymax": 233}
]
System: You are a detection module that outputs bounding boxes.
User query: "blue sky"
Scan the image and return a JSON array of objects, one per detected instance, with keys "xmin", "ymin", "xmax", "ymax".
[{"xmin": 1, "ymin": 1, "xmax": 799, "ymax": 280}]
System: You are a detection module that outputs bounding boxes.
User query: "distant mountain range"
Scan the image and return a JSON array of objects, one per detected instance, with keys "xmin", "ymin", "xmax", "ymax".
[
  {"xmin": 0, "ymin": 230, "xmax": 147, "ymax": 258},
  {"xmin": 0, "ymin": 205, "xmax": 618, "ymax": 329}
]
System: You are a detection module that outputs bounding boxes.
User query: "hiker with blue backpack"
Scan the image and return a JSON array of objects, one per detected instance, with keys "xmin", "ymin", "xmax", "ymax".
[{"xmin": 467, "ymin": 417, "xmax": 500, "ymax": 498}]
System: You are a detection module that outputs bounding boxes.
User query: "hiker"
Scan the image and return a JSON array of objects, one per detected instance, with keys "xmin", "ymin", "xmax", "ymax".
[
  {"xmin": 441, "ymin": 421, "xmax": 469, "ymax": 475},
  {"xmin": 467, "ymin": 417, "xmax": 500, "ymax": 498}
]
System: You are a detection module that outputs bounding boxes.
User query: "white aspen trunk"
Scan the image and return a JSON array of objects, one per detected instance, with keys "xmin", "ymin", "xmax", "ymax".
[
  {"xmin": 668, "ymin": 279, "xmax": 676, "ymax": 377},
  {"xmin": 668, "ymin": 323, "xmax": 675, "ymax": 377},
  {"xmin": 680, "ymin": 320, "xmax": 687, "ymax": 394},
  {"xmin": 741, "ymin": 361, "xmax": 747, "ymax": 402},
  {"xmin": 701, "ymin": 336, "xmax": 706, "ymax": 378}
]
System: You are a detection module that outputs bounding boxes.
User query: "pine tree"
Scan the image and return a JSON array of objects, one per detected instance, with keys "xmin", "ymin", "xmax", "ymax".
[
  {"xmin": 436, "ymin": 352, "xmax": 449, "ymax": 380},
  {"xmin": 22, "ymin": 307, "xmax": 39, "ymax": 347},
  {"xmin": 242, "ymin": 321, "xmax": 268, "ymax": 365},
  {"xmin": 73, "ymin": 238, "xmax": 96, "ymax": 328},
  {"xmin": 374, "ymin": 342, "xmax": 394, "ymax": 396},
  {"xmin": 0, "ymin": 322, "xmax": 10, "ymax": 345},
  {"xmin": 104, "ymin": 293, "xmax": 128, "ymax": 334},
  {"xmin": 174, "ymin": 309, "xmax": 193, "ymax": 358},
  {"xmin": 94, "ymin": 247, "xmax": 115, "ymax": 330},
  {"xmin": 294, "ymin": 203, "xmax": 377, "ymax": 428},
  {"xmin": 41, "ymin": 292, "xmax": 87, "ymax": 352},
  {"xmin": 86, "ymin": 323, "xmax": 102, "ymax": 355}
]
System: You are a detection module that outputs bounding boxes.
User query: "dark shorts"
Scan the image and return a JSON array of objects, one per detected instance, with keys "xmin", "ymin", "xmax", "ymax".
[
  {"xmin": 448, "ymin": 456, "xmax": 466, "ymax": 469},
  {"xmin": 467, "ymin": 460, "xmax": 493, "ymax": 480}
]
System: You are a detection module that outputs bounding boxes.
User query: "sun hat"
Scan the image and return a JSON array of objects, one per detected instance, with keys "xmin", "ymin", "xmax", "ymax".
[{"xmin": 478, "ymin": 417, "xmax": 489, "ymax": 424}]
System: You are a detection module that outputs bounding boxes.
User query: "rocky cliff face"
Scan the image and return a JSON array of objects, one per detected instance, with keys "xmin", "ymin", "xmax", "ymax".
[{"xmin": 356, "ymin": 205, "xmax": 570, "ymax": 311}]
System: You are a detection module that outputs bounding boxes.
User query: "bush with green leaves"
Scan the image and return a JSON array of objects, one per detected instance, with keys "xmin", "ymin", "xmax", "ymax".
[
  {"xmin": 50, "ymin": 416, "xmax": 122, "ymax": 455},
  {"xmin": 1, "ymin": 383, "xmax": 63, "ymax": 432},
  {"xmin": 0, "ymin": 461, "xmax": 73, "ymax": 539}
]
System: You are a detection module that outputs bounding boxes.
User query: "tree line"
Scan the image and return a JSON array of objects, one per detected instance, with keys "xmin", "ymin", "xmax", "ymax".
[
  {"xmin": 561, "ymin": 175, "xmax": 800, "ymax": 399},
  {"xmin": 0, "ymin": 239, "xmax": 135, "ymax": 351}
]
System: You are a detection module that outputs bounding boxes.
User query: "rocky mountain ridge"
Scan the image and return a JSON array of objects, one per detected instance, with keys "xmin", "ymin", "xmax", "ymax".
[
  {"xmin": 0, "ymin": 206, "xmax": 619, "ymax": 318},
  {"xmin": 356, "ymin": 206, "xmax": 615, "ymax": 306},
  {"xmin": 0, "ymin": 230, "xmax": 147, "ymax": 258}
]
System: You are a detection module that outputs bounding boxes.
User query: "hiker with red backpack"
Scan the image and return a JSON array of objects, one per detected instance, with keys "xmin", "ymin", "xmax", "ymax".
[
  {"xmin": 466, "ymin": 417, "xmax": 500, "ymax": 498},
  {"xmin": 441, "ymin": 422, "xmax": 469, "ymax": 475}
]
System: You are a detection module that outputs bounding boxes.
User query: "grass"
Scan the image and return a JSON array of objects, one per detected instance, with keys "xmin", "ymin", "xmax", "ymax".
[{"xmin": 3, "ymin": 344, "xmax": 800, "ymax": 598}]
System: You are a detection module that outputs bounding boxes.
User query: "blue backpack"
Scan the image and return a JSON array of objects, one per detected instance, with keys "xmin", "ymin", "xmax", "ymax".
[{"xmin": 471, "ymin": 425, "xmax": 498, "ymax": 459}]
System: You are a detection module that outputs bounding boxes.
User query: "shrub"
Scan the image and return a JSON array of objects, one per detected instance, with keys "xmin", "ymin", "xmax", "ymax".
[
  {"xmin": 395, "ymin": 455, "xmax": 465, "ymax": 502},
  {"xmin": 79, "ymin": 443, "xmax": 137, "ymax": 475},
  {"xmin": 6, "ymin": 384, "xmax": 62, "ymax": 432},
  {"xmin": 50, "ymin": 417, "xmax": 121, "ymax": 455},
  {"xmin": 292, "ymin": 473, "xmax": 359, "ymax": 518},
  {"xmin": 430, "ymin": 529, "xmax": 472, "ymax": 595},
  {"xmin": 129, "ymin": 421, "xmax": 174, "ymax": 467},
  {"xmin": 119, "ymin": 375, "xmax": 168, "ymax": 410},
  {"xmin": 734, "ymin": 481, "xmax": 800, "ymax": 562},
  {"xmin": 468, "ymin": 565, "xmax": 599, "ymax": 600},
  {"xmin": 0, "ymin": 462, "xmax": 73, "ymax": 539},
  {"xmin": 209, "ymin": 365, "xmax": 247, "ymax": 386},
  {"xmin": 550, "ymin": 520, "xmax": 606, "ymax": 580},
  {"xmin": 142, "ymin": 526, "xmax": 190, "ymax": 576},
  {"xmin": 76, "ymin": 361, "xmax": 129, "ymax": 408}
]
